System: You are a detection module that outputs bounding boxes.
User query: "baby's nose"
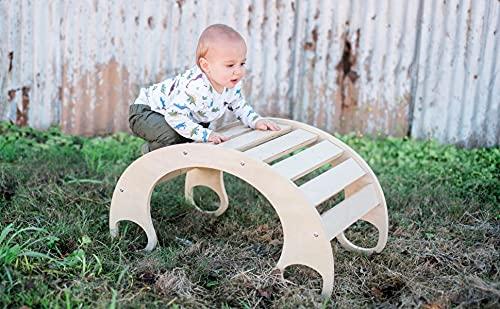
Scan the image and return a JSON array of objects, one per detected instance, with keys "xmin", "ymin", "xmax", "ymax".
[{"xmin": 234, "ymin": 67, "xmax": 244, "ymax": 76}]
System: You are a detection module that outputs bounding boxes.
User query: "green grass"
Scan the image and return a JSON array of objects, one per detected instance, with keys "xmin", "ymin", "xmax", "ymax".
[{"xmin": 0, "ymin": 121, "xmax": 498, "ymax": 308}]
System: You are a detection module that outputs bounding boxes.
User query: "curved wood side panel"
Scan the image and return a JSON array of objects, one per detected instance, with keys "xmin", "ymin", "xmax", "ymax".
[
  {"xmin": 265, "ymin": 118, "xmax": 388, "ymax": 253},
  {"xmin": 109, "ymin": 143, "xmax": 335, "ymax": 296}
]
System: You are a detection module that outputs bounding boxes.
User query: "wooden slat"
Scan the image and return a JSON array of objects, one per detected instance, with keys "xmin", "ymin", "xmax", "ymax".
[
  {"xmin": 243, "ymin": 129, "xmax": 318, "ymax": 162},
  {"xmin": 300, "ymin": 158, "xmax": 366, "ymax": 206},
  {"xmin": 272, "ymin": 140, "xmax": 343, "ymax": 180},
  {"xmin": 217, "ymin": 124, "xmax": 252, "ymax": 139},
  {"xmin": 219, "ymin": 125, "xmax": 292, "ymax": 151},
  {"xmin": 320, "ymin": 184, "xmax": 379, "ymax": 240}
]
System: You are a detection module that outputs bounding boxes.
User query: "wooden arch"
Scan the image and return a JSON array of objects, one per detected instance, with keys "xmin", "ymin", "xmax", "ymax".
[{"xmin": 109, "ymin": 118, "xmax": 388, "ymax": 296}]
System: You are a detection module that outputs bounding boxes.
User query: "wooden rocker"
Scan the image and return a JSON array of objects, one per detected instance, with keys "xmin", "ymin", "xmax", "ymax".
[{"xmin": 109, "ymin": 118, "xmax": 388, "ymax": 297}]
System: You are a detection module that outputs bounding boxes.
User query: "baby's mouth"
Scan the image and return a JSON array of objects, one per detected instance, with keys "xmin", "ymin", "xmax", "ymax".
[{"xmin": 230, "ymin": 78, "xmax": 239, "ymax": 83}]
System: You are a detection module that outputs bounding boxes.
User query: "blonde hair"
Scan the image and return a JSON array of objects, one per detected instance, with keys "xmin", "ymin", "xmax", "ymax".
[{"xmin": 196, "ymin": 24, "xmax": 245, "ymax": 67}]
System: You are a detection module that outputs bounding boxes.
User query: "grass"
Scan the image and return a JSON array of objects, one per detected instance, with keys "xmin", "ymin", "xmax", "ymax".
[{"xmin": 0, "ymin": 120, "xmax": 498, "ymax": 308}]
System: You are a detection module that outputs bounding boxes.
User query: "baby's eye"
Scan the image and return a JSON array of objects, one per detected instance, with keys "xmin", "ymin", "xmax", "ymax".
[
  {"xmin": 241, "ymin": 62, "xmax": 246, "ymax": 66},
  {"xmin": 226, "ymin": 64, "xmax": 234, "ymax": 68}
]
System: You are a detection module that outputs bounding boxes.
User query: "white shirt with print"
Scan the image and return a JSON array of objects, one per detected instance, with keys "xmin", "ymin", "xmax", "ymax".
[{"xmin": 133, "ymin": 65, "xmax": 262, "ymax": 142}]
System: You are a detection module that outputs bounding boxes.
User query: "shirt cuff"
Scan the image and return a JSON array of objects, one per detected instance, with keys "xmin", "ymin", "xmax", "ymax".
[{"xmin": 192, "ymin": 127, "xmax": 213, "ymax": 143}]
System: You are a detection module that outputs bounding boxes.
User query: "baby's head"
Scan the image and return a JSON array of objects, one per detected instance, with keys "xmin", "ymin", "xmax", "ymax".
[{"xmin": 196, "ymin": 24, "xmax": 247, "ymax": 92}]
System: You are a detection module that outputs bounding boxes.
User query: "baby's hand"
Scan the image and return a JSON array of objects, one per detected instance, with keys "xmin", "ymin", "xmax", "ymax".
[
  {"xmin": 255, "ymin": 119, "xmax": 281, "ymax": 131},
  {"xmin": 208, "ymin": 132, "xmax": 230, "ymax": 144}
]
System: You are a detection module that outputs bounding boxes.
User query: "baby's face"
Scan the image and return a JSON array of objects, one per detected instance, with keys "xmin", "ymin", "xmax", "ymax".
[{"xmin": 203, "ymin": 39, "xmax": 247, "ymax": 92}]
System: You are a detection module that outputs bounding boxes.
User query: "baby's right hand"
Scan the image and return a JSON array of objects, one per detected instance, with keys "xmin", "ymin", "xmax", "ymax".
[{"xmin": 208, "ymin": 132, "xmax": 230, "ymax": 144}]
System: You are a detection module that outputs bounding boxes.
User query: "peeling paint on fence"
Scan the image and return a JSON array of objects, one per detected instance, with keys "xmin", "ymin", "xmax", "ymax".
[
  {"xmin": 1, "ymin": 0, "xmax": 61, "ymax": 130},
  {"xmin": 1, "ymin": 0, "xmax": 498, "ymax": 146},
  {"xmin": 265, "ymin": 0, "xmax": 422, "ymax": 138},
  {"xmin": 410, "ymin": 0, "xmax": 500, "ymax": 147}
]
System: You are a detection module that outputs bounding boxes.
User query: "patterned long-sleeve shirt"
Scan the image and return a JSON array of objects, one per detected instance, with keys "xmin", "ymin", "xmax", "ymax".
[{"xmin": 133, "ymin": 65, "xmax": 262, "ymax": 142}]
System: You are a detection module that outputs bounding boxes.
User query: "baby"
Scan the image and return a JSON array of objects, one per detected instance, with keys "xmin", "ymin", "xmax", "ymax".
[{"xmin": 129, "ymin": 24, "xmax": 280, "ymax": 154}]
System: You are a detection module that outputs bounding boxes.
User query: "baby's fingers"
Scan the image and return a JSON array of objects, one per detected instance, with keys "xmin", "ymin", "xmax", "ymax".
[
  {"xmin": 208, "ymin": 134, "xmax": 220, "ymax": 144},
  {"xmin": 255, "ymin": 121, "xmax": 266, "ymax": 130},
  {"xmin": 264, "ymin": 121, "xmax": 279, "ymax": 131},
  {"xmin": 270, "ymin": 122, "xmax": 281, "ymax": 131}
]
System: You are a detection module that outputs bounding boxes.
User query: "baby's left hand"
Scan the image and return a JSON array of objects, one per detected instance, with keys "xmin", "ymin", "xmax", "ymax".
[{"xmin": 255, "ymin": 119, "xmax": 281, "ymax": 131}]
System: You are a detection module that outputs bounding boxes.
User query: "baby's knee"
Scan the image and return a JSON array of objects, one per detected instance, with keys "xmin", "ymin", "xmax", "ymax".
[{"xmin": 155, "ymin": 130, "xmax": 191, "ymax": 147}]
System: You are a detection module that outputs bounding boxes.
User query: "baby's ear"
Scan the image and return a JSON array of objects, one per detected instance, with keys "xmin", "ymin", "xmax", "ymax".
[{"xmin": 199, "ymin": 57, "xmax": 209, "ymax": 72}]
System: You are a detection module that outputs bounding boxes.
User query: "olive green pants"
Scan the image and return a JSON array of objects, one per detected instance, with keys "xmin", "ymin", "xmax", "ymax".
[{"xmin": 128, "ymin": 104, "xmax": 194, "ymax": 151}]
